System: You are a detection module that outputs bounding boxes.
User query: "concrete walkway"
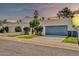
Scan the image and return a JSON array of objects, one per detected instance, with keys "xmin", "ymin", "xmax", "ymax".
[{"xmin": 0, "ymin": 35, "xmax": 79, "ymax": 52}]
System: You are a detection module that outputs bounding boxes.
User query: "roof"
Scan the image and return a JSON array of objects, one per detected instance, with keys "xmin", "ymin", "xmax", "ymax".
[
  {"xmin": 74, "ymin": 10, "xmax": 79, "ymax": 14},
  {"xmin": 0, "ymin": 20, "xmax": 3, "ymax": 26}
]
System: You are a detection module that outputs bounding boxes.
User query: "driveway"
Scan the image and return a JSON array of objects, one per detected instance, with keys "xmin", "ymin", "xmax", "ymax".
[
  {"xmin": 0, "ymin": 39, "xmax": 79, "ymax": 56},
  {"xmin": 44, "ymin": 35, "xmax": 66, "ymax": 38},
  {"xmin": 39, "ymin": 36, "xmax": 65, "ymax": 42}
]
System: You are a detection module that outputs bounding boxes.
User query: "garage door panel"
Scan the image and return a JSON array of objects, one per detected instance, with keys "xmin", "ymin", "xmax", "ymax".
[{"xmin": 45, "ymin": 26, "xmax": 67, "ymax": 36}]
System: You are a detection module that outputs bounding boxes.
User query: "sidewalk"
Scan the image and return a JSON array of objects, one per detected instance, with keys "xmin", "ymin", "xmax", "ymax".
[{"xmin": 0, "ymin": 36, "xmax": 79, "ymax": 51}]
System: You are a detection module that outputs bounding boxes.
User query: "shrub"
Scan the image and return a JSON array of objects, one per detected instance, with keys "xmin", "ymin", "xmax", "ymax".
[
  {"xmin": 29, "ymin": 19, "xmax": 40, "ymax": 34},
  {"xmin": 15, "ymin": 26, "xmax": 22, "ymax": 32},
  {"xmin": 34, "ymin": 26, "xmax": 43, "ymax": 35},
  {"xmin": 23, "ymin": 27, "xmax": 30, "ymax": 34},
  {"xmin": 63, "ymin": 37, "xmax": 77, "ymax": 44},
  {"xmin": 29, "ymin": 19, "xmax": 40, "ymax": 28},
  {"xmin": 4, "ymin": 26, "xmax": 9, "ymax": 32},
  {"xmin": 0, "ymin": 27, "xmax": 4, "ymax": 33}
]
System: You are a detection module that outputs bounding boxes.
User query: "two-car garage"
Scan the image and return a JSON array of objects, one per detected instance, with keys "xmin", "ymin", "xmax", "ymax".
[{"xmin": 45, "ymin": 25, "xmax": 68, "ymax": 36}]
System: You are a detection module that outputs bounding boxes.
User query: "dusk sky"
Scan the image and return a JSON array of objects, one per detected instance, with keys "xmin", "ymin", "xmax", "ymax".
[{"xmin": 0, "ymin": 3, "xmax": 79, "ymax": 19}]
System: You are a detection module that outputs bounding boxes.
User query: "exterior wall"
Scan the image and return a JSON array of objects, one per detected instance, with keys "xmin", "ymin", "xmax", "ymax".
[
  {"xmin": 3, "ymin": 17, "xmax": 76, "ymax": 36},
  {"xmin": 41, "ymin": 18, "xmax": 76, "ymax": 35},
  {"xmin": 3, "ymin": 23, "xmax": 30, "ymax": 33},
  {"xmin": 3, "ymin": 17, "xmax": 33, "ymax": 33}
]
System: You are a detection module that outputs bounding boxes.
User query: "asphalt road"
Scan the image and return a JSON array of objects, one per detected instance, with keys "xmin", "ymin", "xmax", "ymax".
[{"xmin": 0, "ymin": 39, "xmax": 79, "ymax": 56}]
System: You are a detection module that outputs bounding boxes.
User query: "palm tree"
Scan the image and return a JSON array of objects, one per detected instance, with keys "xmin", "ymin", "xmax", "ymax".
[
  {"xmin": 48, "ymin": 18, "xmax": 50, "ymax": 20},
  {"xmin": 57, "ymin": 7, "xmax": 74, "ymax": 19},
  {"xmin": 34, "ymin": 10, "xmax": 38, "ymax": 19},
  {"xmin": 42, "ymin": 17, "xmax": 45, "ymax": 20},
  {"xmin": 57, "ymin": 11, "xmax": 63, "ymax": 19}
]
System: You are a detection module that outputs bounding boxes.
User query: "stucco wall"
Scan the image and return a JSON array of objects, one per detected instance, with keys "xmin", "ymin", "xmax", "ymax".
[
  {"xmin": 41, "ymin": 18, "xmax": 76, "ymax": 35},
  {"xmin": 3, "ymin": 17, "xmax": 33, "ymax": 33},
  {"xmin": 3, "ymin": 23, "xmax": 30, "ymax": 33},
  {"xmin": 3, "ymin": 17, "xmax": 76, "ymax": 35}
]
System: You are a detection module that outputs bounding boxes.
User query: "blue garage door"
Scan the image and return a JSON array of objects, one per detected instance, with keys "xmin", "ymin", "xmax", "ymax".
[{"xmin": 45, "ymin": 25, "xmax": 67, "ymax": 36}]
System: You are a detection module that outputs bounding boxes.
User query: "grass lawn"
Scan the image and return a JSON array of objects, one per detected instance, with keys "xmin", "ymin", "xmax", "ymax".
[
  {"xmin": 15, "ymin": 34, "xmax": 37, "ymax": 39},
  {"xmin": 7, "ymin": 34, "xmax": 20, "ymax": 37},
  {"xmin": 63, "ymin": 37, "xmax": 78, "ymax": 44}
]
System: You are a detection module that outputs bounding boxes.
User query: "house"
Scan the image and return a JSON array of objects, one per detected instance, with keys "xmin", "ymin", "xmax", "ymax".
[
  {"xmin": 41, "ymin": 17, "xmax": 77, "ymax": 36},
  {"xmin": 2, "ymin": 15, "xmax": 78, "ymax": 37},
  {"xmin": 3, "ymin": 16, "xmax": 33, "ymax": 33}
]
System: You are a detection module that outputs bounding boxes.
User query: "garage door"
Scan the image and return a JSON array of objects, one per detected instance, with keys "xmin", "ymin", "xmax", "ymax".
[{"xmin": 45, "ymin": 25, "xmax": 67, "ymax": 36}]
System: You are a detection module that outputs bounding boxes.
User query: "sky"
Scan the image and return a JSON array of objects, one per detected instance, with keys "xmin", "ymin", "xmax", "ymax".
[{"xmin": 0, "ymin": 3, "xmax": 79, "ymax": 19}]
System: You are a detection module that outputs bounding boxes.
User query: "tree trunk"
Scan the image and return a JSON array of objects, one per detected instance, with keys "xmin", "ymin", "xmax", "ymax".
[{"xmin": 32, "ymin": 28, "xmax": 34, "ymax": 34}]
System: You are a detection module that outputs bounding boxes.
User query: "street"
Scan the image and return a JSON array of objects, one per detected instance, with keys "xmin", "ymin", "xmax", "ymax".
[{"xmin": 0, "ymin": 39, "xmax": 79, "ymax": 56}]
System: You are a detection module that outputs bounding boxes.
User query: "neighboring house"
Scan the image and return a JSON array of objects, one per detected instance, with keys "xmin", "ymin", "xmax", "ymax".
[
  {"xmin": 3, "ymin": 16, "xmax": 33, "ymax": 33},
  {"xmin": 2, "ymin": 15, "xmax": 78, "ymax": 37}
]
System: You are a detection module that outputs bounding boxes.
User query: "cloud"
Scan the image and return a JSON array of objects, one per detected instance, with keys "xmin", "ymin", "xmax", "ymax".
[{"xmin": 0, "ymin": 3, "xmax": 79, "ymax": 19}]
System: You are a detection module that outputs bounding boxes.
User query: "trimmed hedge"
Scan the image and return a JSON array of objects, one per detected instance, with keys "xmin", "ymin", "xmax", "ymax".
[
  {"xmin": 4, "ymin": 26, "xmax": 9, "ymax": 32},
  {"xmin": 23, "ymin": 27, "xmax": 30, "ymax": 34}
]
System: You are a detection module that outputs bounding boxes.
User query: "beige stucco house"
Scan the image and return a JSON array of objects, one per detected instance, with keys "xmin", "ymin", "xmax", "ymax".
[{"xmin": 2, "ymin": 15, "xmax": 78, "ymax": 37}]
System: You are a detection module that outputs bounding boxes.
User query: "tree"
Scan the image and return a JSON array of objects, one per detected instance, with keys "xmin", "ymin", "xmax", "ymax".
[
  {"xmin": 57, "ymin": 7, "xmax": 74, "ymax": 37},
  {"xmin": 57, "ymin": 7, "xmax": 79, "ymax": 45},
  {"xmin": 30, "ymin": 19, "xmax": 40, "ymax": 28},
  {"xmin": 41, "ymin": 17, "xmax": 45, "ymax": 21},
  {"xmin": 29, "ymin": 19, "xmax": 40, "ymax": 34},
  {"xmin": 34, "ymin": 10, "xmax": 38, "ymax": 19},
  {"xmin": 57, "ymin": 11, "xmax": 63, "ymax": 19},
  {"xmin": 57, "ymin": 7, "xmax": 74, "ymax": 19},
  {"xmin": 48, "ymin": 18, "xmax": 50, "ymax": 20},
  {"xmin": 57, "ymin": 7, "xmax": 74, "ymax": 38}
]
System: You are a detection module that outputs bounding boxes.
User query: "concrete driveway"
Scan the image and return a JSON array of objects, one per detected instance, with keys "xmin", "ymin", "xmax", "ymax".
[{"xmin": 39, "ymin": 36, "xmax": 65, "ymax": 42}]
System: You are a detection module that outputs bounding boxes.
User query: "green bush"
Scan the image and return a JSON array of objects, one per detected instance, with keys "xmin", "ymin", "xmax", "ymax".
[
  {"xmin": 29, "ymin": 19, "xmax": 40, "ymax": 28},
  {"xmin": 0, "ymin": 27, "xmax": 4, "ymax": 33},
  {"xmin": 4, "ymin": 26, "xmax": 9, "ymax": 32},
  {"xmin": 29, "ymin": 19, "xmax": 40, "ymax": 34},
  {"xmin": 63, "ymin": 37, "xmax": 78, "ymax": 44},
  {"xmin": 23, "ymin": 27, "xmax": 30, "ymax": 34},
  {"xmin": 15, "ymin": 26, "xmax": 22, "ymax": 32},
  {"xmin": 34, "ymin": 26, "xmax": 43, "ymax": 35}
]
